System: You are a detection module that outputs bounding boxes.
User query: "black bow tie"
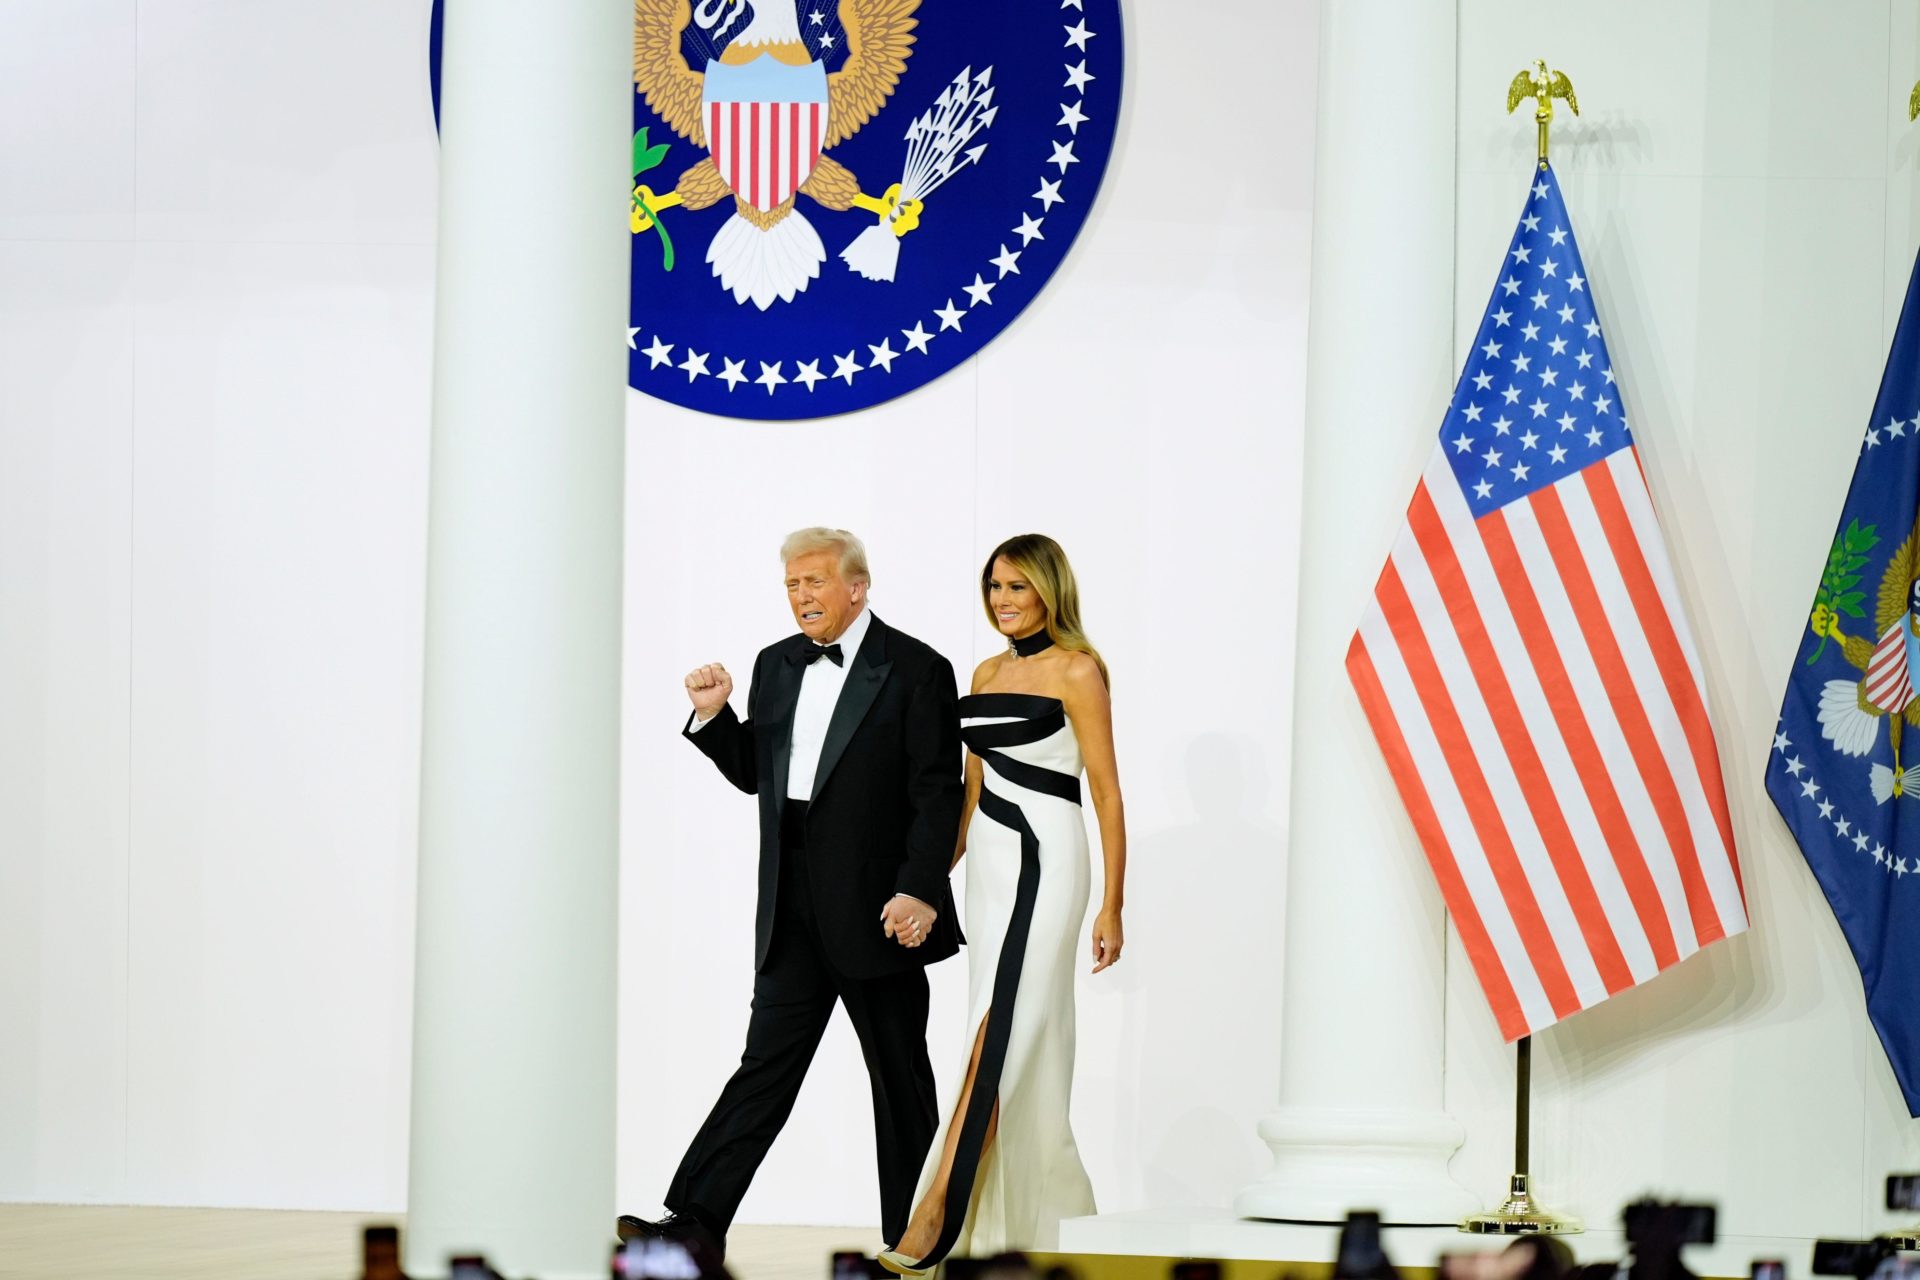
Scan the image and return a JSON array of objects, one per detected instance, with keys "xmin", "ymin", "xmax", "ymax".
[{"xmin": 795, "ymin": 643, "xmax": 844, "ymax": 668}]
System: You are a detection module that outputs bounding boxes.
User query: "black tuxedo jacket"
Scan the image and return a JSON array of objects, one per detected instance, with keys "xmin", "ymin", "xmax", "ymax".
[{"xmin": 685, "ymin": 612, "xmax": 964, "ymax": 979}]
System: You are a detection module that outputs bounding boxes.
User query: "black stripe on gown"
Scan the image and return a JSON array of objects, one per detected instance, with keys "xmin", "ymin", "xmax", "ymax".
[{"xmin": 909, "ymin": 695, "xmax": 1080, "ymax": 1268}]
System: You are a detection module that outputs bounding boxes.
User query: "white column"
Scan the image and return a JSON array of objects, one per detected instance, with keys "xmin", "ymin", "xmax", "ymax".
[
  {"xmin": 1234, "ymin": 0, "xmax": 1476, "ymax": 1226},
  {"xmin": 404, "ymin": 0, "xmax": 630, "ymax": 1276}
]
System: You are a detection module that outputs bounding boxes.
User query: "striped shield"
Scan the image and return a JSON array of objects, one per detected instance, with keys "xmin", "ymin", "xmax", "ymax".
[
  {"xmin": 701, "ymin": 56, "xmax": 831, "ymax": 214},
  {"xmin": 1866, "ymin": 619, "xmax": 1918, "ymax": 713}
]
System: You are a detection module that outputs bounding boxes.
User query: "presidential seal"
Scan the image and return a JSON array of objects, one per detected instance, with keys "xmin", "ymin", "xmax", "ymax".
[
  {"xmin": 626, "ymin": 0, "xmax": 1122, "ymax": 420},
  {"xmin": 431, "ymin": 0, "xmax": 1123, "ymax": 422}
]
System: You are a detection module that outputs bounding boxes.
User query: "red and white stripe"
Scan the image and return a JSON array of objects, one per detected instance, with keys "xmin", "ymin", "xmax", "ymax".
[
  {"xmin": 1348, "ymin": 446, "xmax": 1747, "ymax": 1039},
  {"xmin": 1866, "ymin": 622, "xmax": 1914, "ymax": 712},
  {"xmin": 707, "ymin": 99, "xmax": 826, "ymax": 213}
]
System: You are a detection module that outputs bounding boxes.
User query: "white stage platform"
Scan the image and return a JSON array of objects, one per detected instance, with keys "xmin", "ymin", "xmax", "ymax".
[{"xmin": 1060, "ymin": 1207, "xmax": 1816, "ymax": 1278}]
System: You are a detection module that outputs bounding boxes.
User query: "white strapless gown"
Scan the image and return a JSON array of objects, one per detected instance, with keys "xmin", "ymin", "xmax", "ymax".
[{"xmin": 906, "ymin": 693, "xmax": 1097, "ymax": 1265}]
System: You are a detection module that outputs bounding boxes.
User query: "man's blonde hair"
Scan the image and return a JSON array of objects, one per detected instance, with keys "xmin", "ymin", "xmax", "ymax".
[{"xmin": 780, "ymin": 527, "xmax": 871, "ymax": 585}]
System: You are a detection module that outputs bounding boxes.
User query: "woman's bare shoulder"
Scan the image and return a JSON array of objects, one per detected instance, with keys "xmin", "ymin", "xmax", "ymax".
[
  {"xmin": 970, "ymin": 654, "xmax": 1004, "ymax": 693},
  {"xmin": 1062, "ymin": 650, "xmax": 1107, "ymax": 691}
]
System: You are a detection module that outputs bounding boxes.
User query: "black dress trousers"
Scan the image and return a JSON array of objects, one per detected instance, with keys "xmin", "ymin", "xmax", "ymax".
[{"xmin": 665, "ymin": 800, "xmax": 939, "ymax": 1249}]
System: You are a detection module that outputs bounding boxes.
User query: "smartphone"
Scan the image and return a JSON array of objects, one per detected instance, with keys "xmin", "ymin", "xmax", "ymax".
[
  {"xmin": 1890, "ymin": 1176, "xmax": 1920, "ymax": 1212},
  {"xmin": 620, "ymin": 1237, "xmax": 706, "ymax": 1280},
  {"xmin": 1813, "ymin": 1240, "xmax": 1887, "ymax": 1277},
  {"xmin": 832, "ymin": 1252, "xmax": 887, "ymax": 1280},
  {"xmin": 361, "ymin": 1225, "xmax": 403, "ymax": 1280},
  {"xmin": 1623, "ymin": 1201, "xmax": 1715, "ymax": 1248}
]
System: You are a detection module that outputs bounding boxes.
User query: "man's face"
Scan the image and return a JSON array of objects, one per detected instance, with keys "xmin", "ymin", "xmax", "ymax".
[{"xmin": 786, "ymin": 550, "xmax": 863, "ymax": 642}]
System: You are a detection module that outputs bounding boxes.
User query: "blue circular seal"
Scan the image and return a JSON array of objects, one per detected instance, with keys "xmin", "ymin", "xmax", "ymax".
[{"xmin": 431, "ymin": 0, "xmax": 1122, "ymax": 421}]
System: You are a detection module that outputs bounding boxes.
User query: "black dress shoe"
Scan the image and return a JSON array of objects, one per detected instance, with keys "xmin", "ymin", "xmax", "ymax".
[
  {"xmin": 616, "ymin": 1213, "xmax": 664, "ymax": 1242},
  {"xmin": 615, "ymin": 1212, "xmax": 724, "ymax": 1258}
]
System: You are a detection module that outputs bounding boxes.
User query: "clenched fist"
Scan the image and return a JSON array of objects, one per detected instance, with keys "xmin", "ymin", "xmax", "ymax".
[{"xmin": 685, "ymin": 663, "xmax": 733, "ymax": 721}]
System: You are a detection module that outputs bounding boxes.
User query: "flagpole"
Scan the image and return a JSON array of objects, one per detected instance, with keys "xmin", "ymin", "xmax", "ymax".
[
  {"xmin": 1881, "ymin": 117, "xmax": 1920, "ymax": 1261},
  {"xmin": 1880, "ymin": 83, "xmax": 1920, "ymax": 1234},
  {"xmin": 1460, "ymin": 1037, "xmax": 1582, "ymax": 1236},
  {"xmin": 1457, "ymin": 64, "xmax": 1590, "ymax": 1239}
]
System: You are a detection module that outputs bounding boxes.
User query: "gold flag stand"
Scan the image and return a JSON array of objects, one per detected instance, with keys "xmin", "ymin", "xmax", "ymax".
[
  {"xmin": 1460, "ymin": 1037, "xmax": 1582, "ymax": 1236},
  {"xmin": 1880, "ymin": 1173, "xmax": 1920, "ymax": 1249}
]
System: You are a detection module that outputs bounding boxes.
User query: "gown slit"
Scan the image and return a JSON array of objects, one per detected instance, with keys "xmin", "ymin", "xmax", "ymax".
[{"xmin": 912, "ymin": 782, "xmax": 1041, "ymax": 1268}]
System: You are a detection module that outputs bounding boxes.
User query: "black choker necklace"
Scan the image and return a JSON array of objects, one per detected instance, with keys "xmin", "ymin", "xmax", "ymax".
[{"xmin": 1008, "ymin": 629, "xmax": 1054, "ymax": 658}]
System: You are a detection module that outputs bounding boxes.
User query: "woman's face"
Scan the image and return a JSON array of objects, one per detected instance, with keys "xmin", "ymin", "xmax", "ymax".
[{"xmin": 988, "ymin": 556, "xmax": 1047, "ymax": 638}]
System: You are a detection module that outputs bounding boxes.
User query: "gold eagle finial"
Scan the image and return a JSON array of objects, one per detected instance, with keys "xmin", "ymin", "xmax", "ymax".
[
  {"xmin": 1507, "ymin": 59, "xmax": 1579, "ymax": 169},
  {"xmin": 1909, "ymin": 78, "xmax": 1920, "ymax": 122}
]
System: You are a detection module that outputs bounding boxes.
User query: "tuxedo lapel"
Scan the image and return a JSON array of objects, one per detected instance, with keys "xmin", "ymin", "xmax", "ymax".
[
  {"xmin": 761, "ymin": 642, "xmax": 806, "ymax": 804},
  {"xmin": 811, "ymin": 614, "xmax": 893, "ymax": 803}
]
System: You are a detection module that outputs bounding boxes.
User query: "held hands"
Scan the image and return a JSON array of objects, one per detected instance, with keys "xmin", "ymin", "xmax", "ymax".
[
  {"xmin": 685, "ymin": 663, "xmax": 733, "ymax": 720},
  {"xmin": 882, "ymin": 894, "xmax": 938, "ymax": 949},
  {"xmin": 1090, "ymin": 905, "xmax": 1124, "ymax": 974}
]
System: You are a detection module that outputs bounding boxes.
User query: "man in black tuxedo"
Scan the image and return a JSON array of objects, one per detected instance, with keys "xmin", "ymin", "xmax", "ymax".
[{"xmin": 618, "ymin": 527, "xmax": 962, "ymax": 1260}]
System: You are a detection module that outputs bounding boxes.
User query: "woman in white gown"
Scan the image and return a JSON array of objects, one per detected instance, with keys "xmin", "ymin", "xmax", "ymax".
[{"xmin": 881, "ymin": 534, "xmax": 1127, "ymax": 1274}]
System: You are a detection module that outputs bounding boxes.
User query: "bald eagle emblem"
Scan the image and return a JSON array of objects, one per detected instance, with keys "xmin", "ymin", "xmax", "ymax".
[
  {"xmin": 574, "ymin": 0, "xmax": 1124, "ymax": 419},
  {"xmin": 1806, "ymin": 514, "xmax": 1920, "ymax": 801},
  {"xmin": 629, "ymin": 0, "xmax": 992, "ymax": 311}
]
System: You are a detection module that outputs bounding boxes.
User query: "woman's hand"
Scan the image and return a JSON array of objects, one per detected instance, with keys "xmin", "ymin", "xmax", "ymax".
[
  {"xmin": 882, "ymin": 894, "xmax": 937, "ymax": 948},
  {"xmin": 1090, "ymin": 906, "xmax": 1124, "ymax": 974}
]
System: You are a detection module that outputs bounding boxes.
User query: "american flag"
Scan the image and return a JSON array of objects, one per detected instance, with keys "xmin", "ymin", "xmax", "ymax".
[{"xmin": 1348, "ymin": 166, "xmax": 1748, "ymax": 1040}]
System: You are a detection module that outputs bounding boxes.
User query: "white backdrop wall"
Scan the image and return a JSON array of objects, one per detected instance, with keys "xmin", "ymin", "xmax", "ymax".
[
  {"xmin": 0, "ymin": 0, "xmax": 1317, "ymax": 1221},
  {"xmin": 611, "ymin": 0, "xmax": 1316, "ymax": 1228},
  {"xmin": 0, "ymin": 0, "xmax": 440, "ymax": 1208},
  {"xmin": 1438, "ymin": 0, "xmax": 1920, "ymax": 1242},
  {"xmin": 39, "ymin": 0, "xmax": 1920, "ymax": 1244}
]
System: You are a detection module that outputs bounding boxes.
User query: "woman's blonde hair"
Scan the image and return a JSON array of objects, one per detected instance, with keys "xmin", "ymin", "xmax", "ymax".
[{"xmin": 981, "ymin": 534, "xmax": 1108, "ymax": 686}]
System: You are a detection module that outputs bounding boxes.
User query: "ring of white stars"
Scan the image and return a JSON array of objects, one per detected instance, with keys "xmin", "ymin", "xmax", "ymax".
[
  {"xmin": 1862, "ymin": 408, "xmax": 1920, "ymax": 453},
  {"xmin": 629, "ymin": 0, "xmax": 1102, "ymax": 399},
  {"xmin": 1772, "ymin": 727, "xmax": 1918, "ymax": 883}
]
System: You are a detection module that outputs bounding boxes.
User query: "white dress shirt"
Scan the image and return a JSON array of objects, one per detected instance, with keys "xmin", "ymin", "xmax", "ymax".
[
  {"xmin": 784, "ymin": 606, "xmax": 871, "ymax": 800},
  {"xmin": 689, "ymin": 606, "xmax": 872, "ymax": 803}
]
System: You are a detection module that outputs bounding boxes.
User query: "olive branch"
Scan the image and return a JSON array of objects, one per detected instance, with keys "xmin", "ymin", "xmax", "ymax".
[
  {"xmin": 631, "ymin": 128, "xmax": 675, "ymax": 271},
  {"xmin": 1809, "ymin": 518, "xmax": 1878, "ymax": 665}
]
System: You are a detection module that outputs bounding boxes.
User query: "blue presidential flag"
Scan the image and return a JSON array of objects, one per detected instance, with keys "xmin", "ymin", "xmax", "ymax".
[{"xmin": 1767, "ymin": 250, "xmax": 1920, "ymax": 1116}]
